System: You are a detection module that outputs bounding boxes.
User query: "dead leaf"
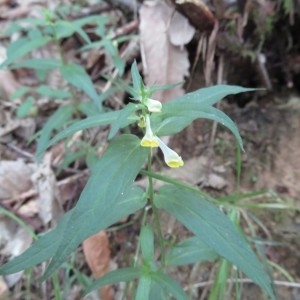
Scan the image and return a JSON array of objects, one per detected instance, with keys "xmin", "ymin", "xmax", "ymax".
[
  {"xmin": 0, "ymin": 70, "xmax": 20, "ymax": 99},
  {"xmin": 18, "ymin": 199, "xmax": 38, "ymax": 218},
  {"xmin": 0, "ymin": 277, "xmax": 8, "ymax": 299},
  {"xmin": 14, "ymin": 118, "xmax": 36, "ymax": 140},
  {"xmin": 0, "ymin": 215, "xmax": 32, "ymax": 287},
  {"xmin": 139, "ymin": 1, "xmax": 190, "ymax": 102},
  {"xmin": 0, "ymin": 160, "xmax": 33, "ymax": 199},
  {"xmin": 83, "ymin": 231, "xmax": 113, "ymax": 300},
  {"xmin": 168, "ymin": 11, "xmax": 195, "ymax": 46},
  {"xmin": 31, "ymin": 152, "xmax": 63, "ymax": 225},
  {"xmin": 170, "ymin": 0, "xmax": 216, "ymax": 32}
]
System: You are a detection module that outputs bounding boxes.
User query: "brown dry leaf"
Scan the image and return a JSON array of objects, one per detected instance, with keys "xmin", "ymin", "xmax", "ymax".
[
  {"xmin": 83, "ymin": 231, "xmax": 113, "ymax": 300},
  {"xmin": 139, "ymin": 1, "xmax": 190, "ymax": 102},
  {"xmin": 31, "ymin": 152, "xmax": 63, "ymax": 225},
  {"xmin": 0, "ymin": 70, "xmax": 20, "ymax": 99},
  {"xmin": 170, "ymin": 0, "xmax": 216, "ymax": 32},
  {"xmin": 0, "ymin": 215, "xmax": 32, "ymax": 287},
  {"xmin": 0, "ymin": 160, "xmax": 33, "ymax": 199},
  {"xmin": 168, "ymin": 11, "xmax": 195, "ymax": 46},
  {"xmin": 0, "ymin": 276, "xmax": 8, "ymax": 299}
]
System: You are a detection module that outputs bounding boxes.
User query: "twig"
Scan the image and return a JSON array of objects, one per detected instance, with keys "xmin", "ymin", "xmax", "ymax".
[
  {"xmin": 5, "ymin": 142, "xmax": 34, "ymax": 160},
  {"xmin": 185, "ymin": 278, "xmax": 300, "ymax": 290}
]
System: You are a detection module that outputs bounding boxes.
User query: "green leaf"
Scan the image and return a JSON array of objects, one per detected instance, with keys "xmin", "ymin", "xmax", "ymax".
[
  {"xmin": 77, "ymin": 102, "xmax": 100, "ymax": 117},
  {"xmin": 165, "ymin": 236, "xmax": 219, "ymax": 266},
  {"xmin": 151, "ymin": 272, "xmax": 189, "ymax": 300},
  {"xmin": 84, "ymin": 267, "xmax": 142, "ymax": 296},
  {"xmin": 1, "ymin": 35, "xmax": 51, "ymax": 68},
  {"xmin": 16, "ymin": 97, "xmax": 35, "ymax": 118},
  {"xmin": 36, "ymin": 105, "xmax": 74, "ymax": 161},
  {"xmin": 209, "ymin": 259, "xmax": 231, "ymax": 300},
  {"xmin": 135, "ymin": 274, "xmax": 152, "ymax": 300},
  {"xmin": 0, "ymin": 135, "xmax": 148, "ymax": 277},
  {"xmin": 41, "ymin": 135, "xmax": 148, "ymax": 279},
  {"xmin": 60, "ymin": 63, "xmax": 101, "ymax": 109},
  {"xmin": 36, "ymin": 85, "xmax": 71, "ymax": 99},
  {"xmin": 39, "ymin": 107, "xmax": 137, "ymax": 157},
  {"xmin": 40, "ymin": 111, "xmax": 118, "ymax": 155},
  {"xmin": 154, "ymin": 106, "xmax": 244, "ymax": 150},
  {"xmin": 140, "ymin": 225, "xmax": 154, "ymax": 262},
  {"xmin": 53, "ymin": 20, "xmax": 91, "ymax": 43},
  {"xmin": 108, "ymin": 103, "xmax": 141, "ymax": 139},
  {"xmin": 149, "ymin": 281, "xmax": 168, "ymax": 300},
  {"xmin": 10, "ymin": 87, "xmax": 29, "ymax": 101},
  {"xmin": 151, "ymin": 85, "xmax": 255, "ymax": 149},
  {"xmin": 154, "ymin": 185, "xmax": 275, "ymax": 300},
  {"xmin": 131, "ymin": 60, "xmax": 143, "ymax": 98},
  {"xmin": 164, "ymin": 85, "xmax": 255, "ymax": 112},
  {"xmin": 9, "ymin": 58, "xmax": 62, "ymax": 70}
]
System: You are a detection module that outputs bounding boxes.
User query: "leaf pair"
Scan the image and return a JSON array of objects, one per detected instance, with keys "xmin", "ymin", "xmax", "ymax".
[{"xmin": 152, "ymin": 85, "xmax": 255, "ymax": 150}]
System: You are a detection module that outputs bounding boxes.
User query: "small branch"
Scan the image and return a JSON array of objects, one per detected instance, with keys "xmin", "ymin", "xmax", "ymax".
[{"xmin": 185, "ymin": 278, "xmax": 300, "ymax": 290}]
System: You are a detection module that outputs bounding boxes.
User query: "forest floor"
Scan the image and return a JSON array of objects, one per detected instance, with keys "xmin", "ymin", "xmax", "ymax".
[{"xmin": 0, "ymin": 1, "xmax": 300, "ymax": 299}]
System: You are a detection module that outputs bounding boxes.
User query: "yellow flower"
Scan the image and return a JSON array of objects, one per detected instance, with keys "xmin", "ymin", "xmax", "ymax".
[
  {"xmin": 144, "ymin": 98, "xmax": 162, "ymax": 113},
  {"xmin": 140, "ymin": 115, "xmax": 159, "ymax": 147},
  {"xmin": 157, "ymin": 137, "xmax": 184, "ymax": 168}
]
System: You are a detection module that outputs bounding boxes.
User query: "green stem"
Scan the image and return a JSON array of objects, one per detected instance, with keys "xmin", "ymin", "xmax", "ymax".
[
  {"xmin": 52, "ymin": 272, "xmax": 62, "ymax": 300},
  {"xmin": 50, "ymin": 23, "xmax": 80, "ymax": 114},
  {"xmin": 147, "ymin": 153, "xmax": 166, "ymax": 266},
  {"xmin": 122, "ymin": 207, "xmax": 148, "ymax": 300},
  {"xmin": 141, "ymin": 169, "xmax": 219, "ymax": 204}
]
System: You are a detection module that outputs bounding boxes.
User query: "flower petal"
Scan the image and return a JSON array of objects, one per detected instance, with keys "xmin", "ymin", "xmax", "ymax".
[
  {"xmin": 157, "ymin": 138, "xmax": 184, "ymax": 168},
  {"xmin": 145, "ymin": 98, "xmax": 162, "ymax": 113},
  {"xmin": 140, "ymin": 115, "xmax": 159, "ymax": 148},
  {"xmin": 140, "ymin": 137, "xmax": 159, "ymax": 147}
]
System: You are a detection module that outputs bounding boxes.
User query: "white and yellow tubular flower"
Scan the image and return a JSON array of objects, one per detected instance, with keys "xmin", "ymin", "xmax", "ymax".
[
  {"xmin": 140, "ymin": 114, "xmax": 184, "ymax": 168},
  {"xmin": 157, "ymin": 137, "xmax": 184, "ymax": 168},
  {"xmin": 144, "ymin": 98, "xmax": 162, "ymax": 113},
  {"xmin": 140, "ymin": 115, "xmax": 159, "ymax": 147}
]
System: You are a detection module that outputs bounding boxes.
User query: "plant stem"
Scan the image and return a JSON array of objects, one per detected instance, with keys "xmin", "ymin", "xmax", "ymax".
[
  {"xmin": 50, "ymin": 22, "xmax": 80, "ymax": 114},
  {"xmin": 147, "ymin": 152, "xmax": 166, "ymax": 266}
]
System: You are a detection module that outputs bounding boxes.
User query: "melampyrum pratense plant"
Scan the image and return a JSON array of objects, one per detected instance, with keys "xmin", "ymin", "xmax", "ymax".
[
  {"xmin": 0, "ymin": 59, "xmax": 276, "ymax": 299},
  {"xmin": 1, "ymin": 7, "xmax": 128, "ymax": 169}
]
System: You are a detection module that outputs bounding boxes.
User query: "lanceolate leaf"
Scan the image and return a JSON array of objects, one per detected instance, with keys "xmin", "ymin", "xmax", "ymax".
[
  {"xmin": 38, "ymin": 108, "xmax": 138, "ymax": 157},
  {"xmin": 60, "ymin": 63, "xmax": 101, "ymax": 109},
  {"xmin": 135, "ymin": 275, "xmax": 152, "ymax": 300},
  {"xmin": 9, "ymin": 58, "xmax": 62, "ymax": 70},
  {"xmin": 84, "ymin": 267, "xmax": 142, "ymax": 296},
  {"xmin": 151, "ymin": 272, "xmax": 189, "ymax": 300},
  {"xmin": 108, "ymin": 103, "xmax": 142, "ymax": 139},
  {"xmin": 0, "ymin": 135, "xmax": 148, "ymax": 278},
  {"xmin": 1, "ymin": 36, "xmax": 51, "ymax": 68},
  {"xmin": 36, "ymin": 105, "xmax": 74, "ymax": 161},
  {"xmin": 131, "ymin": 60, "xmax": 143, "ymax": 96},
  {"xmin": 154, "ymin": 106, "xmax": 244, "ymax": 150},
  {"xmin": 151, "ymin": 85, "xmax": 255, "ymax": 149},
  {"xmin": 41, "ymin": 135, "xmax": 148, "ymax": 279},
  {"xmin": 165, "ymin": 236, "xmax": 219, "ymax": 266},
  {"xmin": 163, "ymin": 85, "xmax": 255, "ymax": 112},
  {"xmin": 154, "ymin": 185, "xmax": 275, "ymax": 300}
]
